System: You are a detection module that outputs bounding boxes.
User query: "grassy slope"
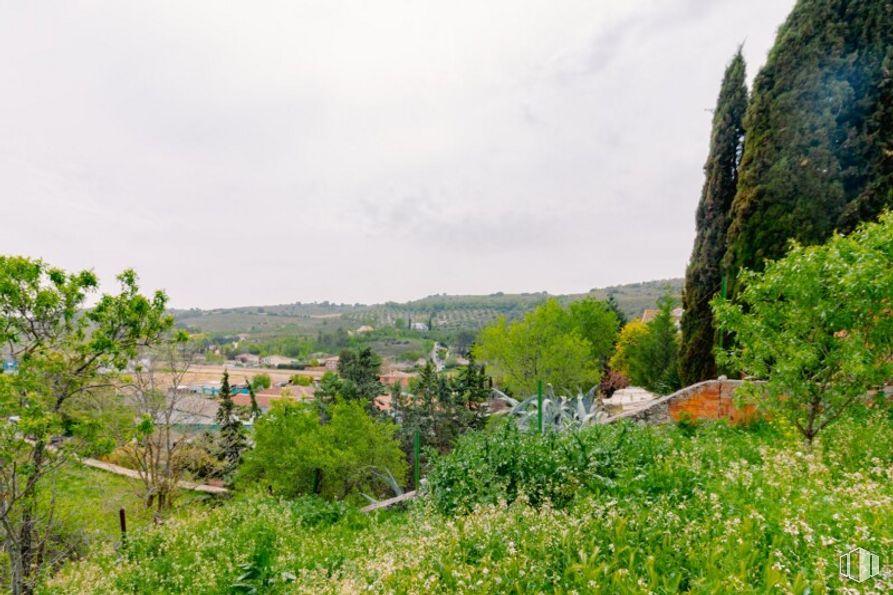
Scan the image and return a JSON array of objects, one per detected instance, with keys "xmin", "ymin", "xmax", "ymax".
[
  {"xmin": 45, "ymin": 407, "xmax": 893, "ymax": 594},
  {"xmin": 48, "ymin": 465, "xmax": 208, "ymax": 544}
]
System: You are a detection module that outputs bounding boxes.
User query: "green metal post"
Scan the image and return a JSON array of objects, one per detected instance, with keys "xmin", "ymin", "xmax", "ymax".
[
  {"xmin": 537, "ymin": 380, "xmax": 543, "ymax": 434},
  {"xmin": 414, "ymin": 428, "xmax": 421, "ymax": 490}
]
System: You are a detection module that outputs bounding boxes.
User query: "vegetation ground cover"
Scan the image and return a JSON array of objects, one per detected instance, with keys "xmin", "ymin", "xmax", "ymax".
[{"xmin": 46, "ymin": 405, "xmax": 893, "ymax": 594}]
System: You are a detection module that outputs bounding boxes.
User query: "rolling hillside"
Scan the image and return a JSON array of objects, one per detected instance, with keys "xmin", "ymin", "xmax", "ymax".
[{"xmin": 171, "ymin": 278, "xmax": 683, "ymax": 336}]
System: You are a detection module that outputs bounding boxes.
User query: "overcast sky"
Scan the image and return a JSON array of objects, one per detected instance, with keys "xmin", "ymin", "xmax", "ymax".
[{"xmin": 1, "ymin": 0, "xmax": 796, "ymax": 308}]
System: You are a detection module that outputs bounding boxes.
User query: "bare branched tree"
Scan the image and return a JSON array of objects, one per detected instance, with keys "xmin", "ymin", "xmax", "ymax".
[{"xmin": 118, "ymin": 339, "xmax": 200, "ymax": 512}]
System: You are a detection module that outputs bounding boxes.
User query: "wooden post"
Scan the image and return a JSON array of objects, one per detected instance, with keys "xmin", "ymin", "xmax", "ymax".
[
  {"xmin": 413, "ymin": 428, "xmax": 421, "ymax": 490},
  {"xmin": 537, "ymin": 380, "xmax": 543, "ymax": 434},
  {"xmin": 119, "ymin": 508, "xmax": 127, "ymax": 547}
]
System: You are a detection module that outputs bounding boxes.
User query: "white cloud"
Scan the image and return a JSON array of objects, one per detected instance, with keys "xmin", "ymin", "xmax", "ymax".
[{"xmin": 0, "ymin": 0, "xmax": 795, "ymax": 307}]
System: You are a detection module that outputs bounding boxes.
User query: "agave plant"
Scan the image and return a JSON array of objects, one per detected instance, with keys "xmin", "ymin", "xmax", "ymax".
[
  {"xmin": 360, "ymin": 466, "xmax": 405, "ymax": 506},
  {"xmin": 493, "ymin": 385, "xmax": 607, "ymax": 432}
]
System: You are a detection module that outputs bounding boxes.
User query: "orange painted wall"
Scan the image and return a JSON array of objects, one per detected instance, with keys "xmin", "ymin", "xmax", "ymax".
[{"xmin": 667, "ymin": 381, "xmax": 757, "ymax": 424}]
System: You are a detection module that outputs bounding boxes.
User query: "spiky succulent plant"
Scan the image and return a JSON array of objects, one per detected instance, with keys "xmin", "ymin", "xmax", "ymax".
[{"xmin": 493, "ymin": 385, "xmax": 607, "ymax": 432}]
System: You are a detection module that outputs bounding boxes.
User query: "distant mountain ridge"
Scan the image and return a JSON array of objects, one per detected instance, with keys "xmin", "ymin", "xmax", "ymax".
[{"xmin": 172, "ymin": 278, "xmax": 683, "ymax": 336}]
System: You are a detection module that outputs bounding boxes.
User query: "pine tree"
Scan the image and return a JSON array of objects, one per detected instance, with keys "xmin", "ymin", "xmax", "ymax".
[
  {"xmin": 724, "ymin": 0, "xmax": 893, "ymax": 286},
  {"xmin": 215, "ymin": 370, "xmax": 246, "ymax": 472},
  {"xmin": 680, "ymin": 50, "xmax": 747, "ymax": 385},
  {"xmin": 605, "ymin": 295, "xmax": 627, "ymax": 329},
  {"xmin": 246, "ymin": 376, "xmax": 261, "ymax": 420}
]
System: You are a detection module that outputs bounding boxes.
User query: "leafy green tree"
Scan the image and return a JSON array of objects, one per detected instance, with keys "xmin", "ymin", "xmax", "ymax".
[
  {"xmin": 251, "ymin": 373, "xmax": 271, "ymax": 390},
  {"xmin": 216, "ymin": 370, "xmax": 246, "ymax": 474},
  {"xmin": 724, "ymin": 0, "xmax": 893, "ymax": 289},
  {"xmin": 568, "ymin": 298, "xmax": 619, "ymax": 366},
  {"xmin": 713, "ymin": 212, "xmax": 893, "ymax": 443},
  {"xmin": 337, "ymin": 347, "xmax": 383, "ymax": 405},
  {"xmin": 609, "ymin": 295, "xmax": 681, "ymax": 395},
  {"xmin": 474, "ymin": 299, "xmax": 599, "ymax": 395},
  {"xmin": 315, "ymin": 371, "xmax": 342, "ymax": 404},
  {"xmin": 237, "ymin": 400, "xmax": 406, "ymax": 501},
  {"xmin": 605, "ymin": 295, "xmax": 627, "ymax": 328},
  {"xmin": 0, "ymin": 259, "xmax": 172, "ymax": 594},
  {"xmin": 394, "ymin": 354, "xmax": 490, "ymax": 465},
  {"xmin": 608, "ymin": 319, "xmax": 648, "ymax": 379},
  {"xmin": 680, "ymin": 49, "xmax": 748, "ymax": 385}
]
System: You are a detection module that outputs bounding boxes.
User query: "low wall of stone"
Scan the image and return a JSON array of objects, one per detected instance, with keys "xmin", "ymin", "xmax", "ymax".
[{"xmin": 604, "ymin": 378, "xmax": 757, "ymax": 425}]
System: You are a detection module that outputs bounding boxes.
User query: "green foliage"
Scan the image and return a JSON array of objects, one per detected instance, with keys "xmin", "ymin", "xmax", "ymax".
[
  {"xmin": 250, "ymin": 373, "xmax": 271, "ymax": 390},
  {"xmin": 567, "ymin": 298, "xmax": 620, "ymax": 364},
  {"xmin": 237, "ymin": 400, "xmax": 407, "ymax": 502},
  {"xmin": 609, "ymin": 294, "xmax": 681, "ymax": 394},
  {"xmin": 724, "ymin": 0, "xmax": 893, "ymax": 285},
  {"xmin": 289, "ymin": 374, "xmax": 312, "ymax": 386},
  {"xmin": 474, "ymin": 299, "xmax": 605, "ymax": 395},
  {"xmin": 314, "ymin": 371, "xmax": 342, "ymax": 404},
  {"xmin": 48, "ymin": 408, "xmax": 893, "ymax": 593},
  {"xmin": 245, "ymin": 377, "xmax": 261, "ymax": 420},
  {"xmin": 713, "ymin": 212, "xmax": 893, "ymax": 442},
  {"xmin": 680, "ymin": 49, "xmax": 748, "ymax": 384},
  {"xmin": 426, "ymin": 419, "xmax": 630, "ymax": 515},
  {"xmin": 392, "ymin": 355, "xmax": 490, "ymax": 471},
  {"xmin": 494, "ymin": 387, "xmax": 607, "ymax": 433},
  {"xmin": 0, "ymin": 257, "xmax": 173, "ymax": 593},
  {"xmin": 337, "ymin": 347, "xmax": 383, "ymax": 405},
  {"xmin": 838, "ymin": 47, "xmax": 893, "ymax": 231},
  {"xmin": 215, "ymin": 370, "xmax": 247, "ymax": 474}
]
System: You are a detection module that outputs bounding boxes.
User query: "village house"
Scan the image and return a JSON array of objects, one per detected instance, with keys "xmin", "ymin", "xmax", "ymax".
[
  {"xmin": 641, "ymin": 307, "xmax": 684, "ymax": 329},
  {"xmin": 379, "ymin": 370, "xmax": 415, "ymax": 389},
  {"xmin": 261, "ymin": 355, "xmax": 297, "ymax": 368},
  {"xmin": 234, "ymin": 353, "xmax": 260, "ymax": 366}
]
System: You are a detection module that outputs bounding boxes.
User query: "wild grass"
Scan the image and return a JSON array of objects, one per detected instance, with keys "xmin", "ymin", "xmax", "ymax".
[{"xmin": 44, "ymin": 404, "xmax": 893, "ymax": 593}]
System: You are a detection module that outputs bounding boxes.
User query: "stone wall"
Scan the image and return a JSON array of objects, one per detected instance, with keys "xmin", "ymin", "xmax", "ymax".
[{"xmin": 604, "ymin": 378, "xmax": 757, "ymax": 426}]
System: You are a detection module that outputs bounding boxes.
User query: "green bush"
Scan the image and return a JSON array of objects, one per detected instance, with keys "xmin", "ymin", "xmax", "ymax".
[
  {"xmin": 289, "ymin": 374, "xmax": 312, "ymax": 386},
  {"xmin": 426, "ymin": 420, "xmax": 637, "ymax": 514},
  {"xmin": 236, "ymin": 400, "xmax": 407, "ymax": 502},
  {"xmin": 251, "ymin": 373, "xmax": 271, "ymax": 390},
  {"xmin": 47, "ymin": 406, "xmax": 893, "ymax": 593}
]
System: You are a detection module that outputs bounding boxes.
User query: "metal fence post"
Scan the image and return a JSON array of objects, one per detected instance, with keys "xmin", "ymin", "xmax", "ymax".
[{"xmin": 537, "ymin": 380, "xmax": 543, "ymax": 434}]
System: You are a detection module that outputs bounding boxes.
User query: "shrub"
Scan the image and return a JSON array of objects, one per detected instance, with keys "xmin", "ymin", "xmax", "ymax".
[
  {"xmin": 713, "ymin": 212, "xmax": 893, "ymax": 442},
  {"xmin": 237, "ymin": 400, "xmax": 407, "ymax": 502},
  {"xmin": 426, "ymin": 420, "xmax": 633, "ymax": 515},
  {"xmin": 251, "ymin": 373, "xmax": 272, "ymax": 390},
  {"xmin": 289, "ymin": 374, "xmax": 312, "ymax": 386},
  {"xmin": 598, "ymin": 369, "xmax": 629, "ymax": 399}
]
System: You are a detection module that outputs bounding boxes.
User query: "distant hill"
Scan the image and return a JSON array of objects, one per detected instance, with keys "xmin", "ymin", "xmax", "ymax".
[{"xmin": 171, "ymin": 278, "xmax": 682, "ymax": 337}]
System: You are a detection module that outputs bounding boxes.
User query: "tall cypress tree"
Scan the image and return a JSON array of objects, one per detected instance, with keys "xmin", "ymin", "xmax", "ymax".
[
  {"xmin": 724, "ymin": 0, "xmax": 893, "ymax": 286},
  {"xmin": 216, "ymin": 369, "xmax": 246, "ymax": 472},
  {"xmin": 680, "ymin": 50, "xmax": 747, "ymax": 385},
  {"xmin": 838, "ymin": 47, "xmax": 893, "ymax": 231}
]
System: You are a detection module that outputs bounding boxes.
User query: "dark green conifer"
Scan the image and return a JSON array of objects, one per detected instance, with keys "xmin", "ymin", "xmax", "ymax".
[
  {"xmin": 724, "ymin": 0, "xmax": 893, "ymax": 286},
  {"xmin": 680, "ymin": 50, "xmax": 747, "ymax": 385},
  {"xmin": 216, "ymin": 369, "xmax": 246, "ymax": 472}
]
